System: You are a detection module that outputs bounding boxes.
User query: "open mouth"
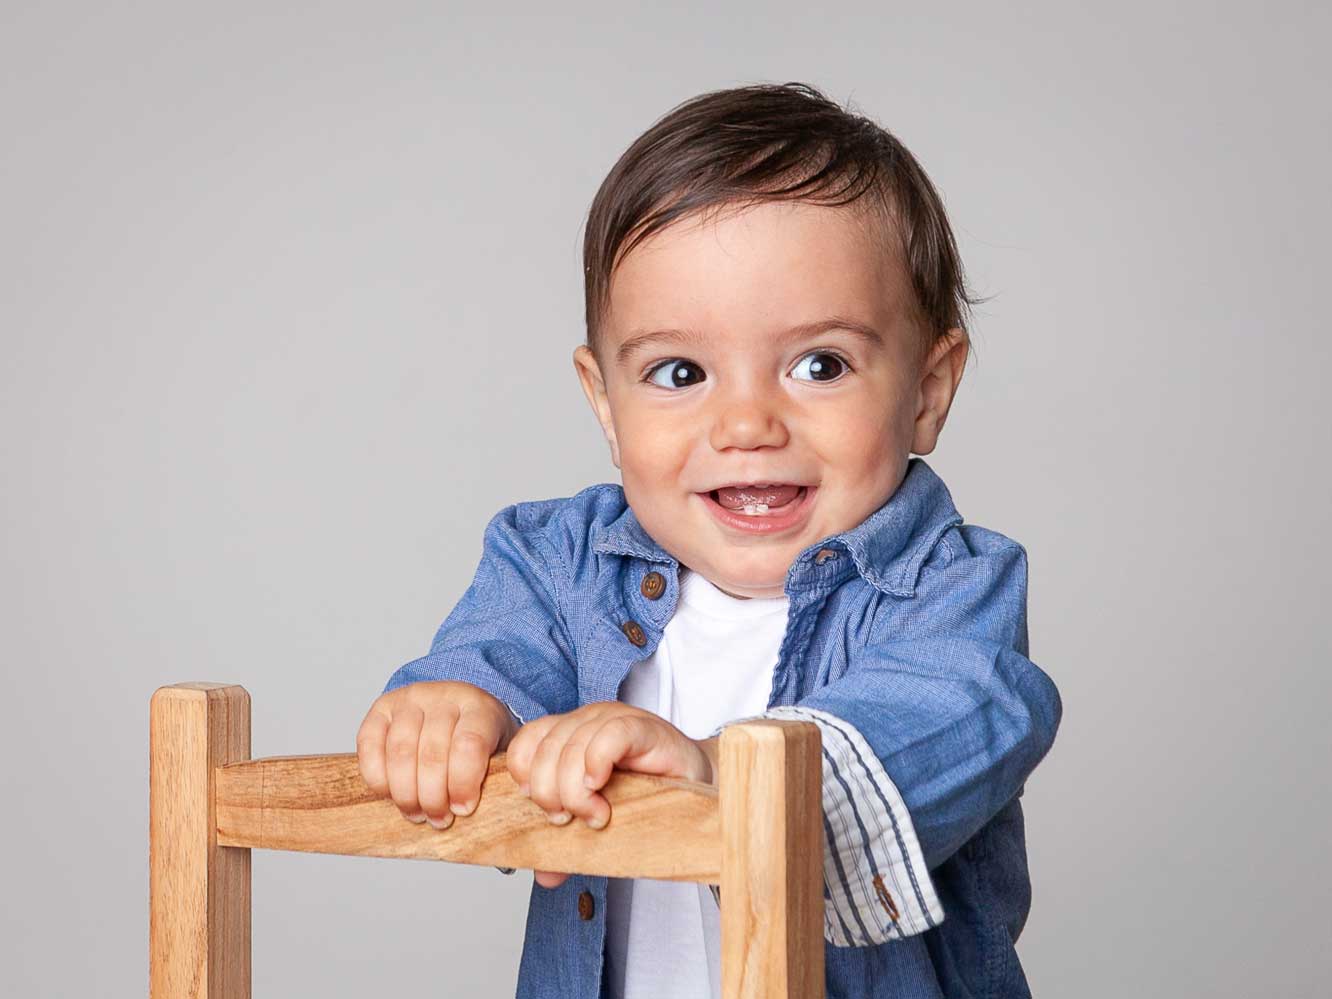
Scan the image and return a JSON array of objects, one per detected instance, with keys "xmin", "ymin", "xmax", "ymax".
[
  {"xmin": 709, "ymin": 483, "xmax": 806, "ymax": 515},
  {"xmin": 697, "ymin": 482, "xmax": 816, "ymax": 534}
]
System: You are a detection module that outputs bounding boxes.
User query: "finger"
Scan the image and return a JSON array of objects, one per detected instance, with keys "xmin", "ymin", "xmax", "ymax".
[
  {"xmin": 355, "ymin": 702, "xmax": 393, "ymax": 795},
  {"xmin": 534, "ymin": 871, "xmax": 570, "ymax": 890},
  {"xmin": 505, "ymin": 714, "xmax": 561, "ymax": 793},
  {"xmin": 584, "ymin": 713, "xmax": 682, "ymax": 784},
  {"xmin": 446, "ymin": 707, "xmax": 503, "ymax": 817},
  {"xmin": 528, "ymin": 714, "xmax": 589, "ymax": 819},
  {"xmin": 384, "ymin": 703, "xmax": 426, "ymax": 822},
  {"xmin": 416, "ymin": 707, "xmax": 460, "ymax": 829},
  {"xmin": 557, "ymin": 721, "xmax": 613, "ymax": 829}
]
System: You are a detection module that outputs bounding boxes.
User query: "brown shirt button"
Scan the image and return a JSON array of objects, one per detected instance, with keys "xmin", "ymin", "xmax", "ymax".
[
  {"xmin": 640, "ymin": 571, "xmax": 666, "ymax": 600},
  {"xmin": 577, "ymin": 890, "xmax": 595, "ymax": 920},
  {"xmin": 814, "ymin": 547, "xmax": 840, "ymax": 565},
  {"xmin": 621, "ymin": 620, "xmax": 647, "ymax": 647}
]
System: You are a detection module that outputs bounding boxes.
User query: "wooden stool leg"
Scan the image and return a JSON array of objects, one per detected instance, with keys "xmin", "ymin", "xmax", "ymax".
[
  {"xmin": 150, "ymin": 683, "xmax": 252, "ymax": 998},
  {"xmin": 719, "ymin": 720, "xmax": 824, "ymax": 999}
]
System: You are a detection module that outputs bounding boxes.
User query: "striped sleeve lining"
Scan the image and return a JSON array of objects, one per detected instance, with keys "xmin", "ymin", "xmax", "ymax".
[{"xmin": 749, "ymin": 705, "xmax": 945, "ymax": 946}]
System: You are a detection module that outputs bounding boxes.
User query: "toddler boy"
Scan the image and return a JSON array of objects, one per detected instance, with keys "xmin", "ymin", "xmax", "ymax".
[{"xmin": 357, "ymin": 81, "xmax": 1062, "ymax": 998}]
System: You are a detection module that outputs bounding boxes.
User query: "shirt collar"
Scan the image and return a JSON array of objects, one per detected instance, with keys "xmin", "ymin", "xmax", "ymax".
[{"xmin": 590, "ymin": 457, "xmax": 963, "ymax": 597}]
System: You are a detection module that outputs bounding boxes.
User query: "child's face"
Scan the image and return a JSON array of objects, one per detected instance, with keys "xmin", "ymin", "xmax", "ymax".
[{"xmin": 575, "ymin": 199, "xmax": 966, "ymax": 598}]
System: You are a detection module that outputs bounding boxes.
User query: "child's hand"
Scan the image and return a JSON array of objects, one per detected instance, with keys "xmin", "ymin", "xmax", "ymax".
[
  {"xmin": 356, "ymin": 680, "xmax": 518, "ymax": 829},
  {"xmin": 505, "ymin": 702, "xmax": 718, "ymax": 889}
]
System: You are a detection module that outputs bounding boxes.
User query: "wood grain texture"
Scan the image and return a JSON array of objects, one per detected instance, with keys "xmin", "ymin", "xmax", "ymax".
[
  {"xmin": 149, "ymin": 679, "xmax": 823, "ymax": 999},
  {"xmin": 719, "ymin": 719, "xmax": 825, "ymax": 999},
  {"xmin": 216, "ymin": 751, "xmax": 722, "ymax": 883},
  {"xmin": 149, "ymin": 683, "xmax": 252, "ymax": 999}
]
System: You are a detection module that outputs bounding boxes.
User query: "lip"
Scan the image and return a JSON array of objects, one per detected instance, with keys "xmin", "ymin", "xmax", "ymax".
[{"xmin": 697, "ymin": 484, "xmax": 817, "ymax": 536}]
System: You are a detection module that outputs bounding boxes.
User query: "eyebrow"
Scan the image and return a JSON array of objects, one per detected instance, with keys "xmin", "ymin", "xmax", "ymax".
[{"xmin": 614, "ymin": 316, "xmax": 885, "ymax": 366}]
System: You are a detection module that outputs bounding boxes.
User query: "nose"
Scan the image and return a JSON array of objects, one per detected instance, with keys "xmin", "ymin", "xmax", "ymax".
[{"xmin": 708, "ymin": 389, "xmax": 790, "ymax": 452}]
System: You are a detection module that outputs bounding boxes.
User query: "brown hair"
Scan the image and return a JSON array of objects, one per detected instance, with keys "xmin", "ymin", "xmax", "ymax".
[{"xmin": 581, "ymin": 81, "xmax": 986, "ymax": 355}]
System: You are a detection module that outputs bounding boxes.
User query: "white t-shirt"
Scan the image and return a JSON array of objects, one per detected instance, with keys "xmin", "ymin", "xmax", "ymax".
[{"xmin": 604, "ymin": 568, "xmax": 790, "ymax": 999}]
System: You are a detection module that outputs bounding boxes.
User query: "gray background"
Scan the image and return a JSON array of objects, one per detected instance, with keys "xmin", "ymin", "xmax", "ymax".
[{"xmin": 3, "ymin": 2, "xmax": 1328, "ymax": 996}]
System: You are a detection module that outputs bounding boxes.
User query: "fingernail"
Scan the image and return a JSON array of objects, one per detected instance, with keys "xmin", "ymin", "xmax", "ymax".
[
  {"xmin": 586, "ymin": 815, "xmax": 607, "ymax": 830},
  {"xmin": 451, "ymin": 800, "xmax": 473, "ymax": 816},
  {"xmin": 583, "ymin": 775, "xmax": 597, "ymax": 789},
  {"xmin": 427, "ymin": 814, "xmax": 453, "ymax": 829},
  {"xmin": 518, "ymin": 783, "xmax": 530, "ymax": 797},
  {"xmin": 548, "ymin": 811, "xmax": 572, "ymax": 825},
  {"xmin": 406, "ymin": 812, "xmax": 427, "ymax": 824}
]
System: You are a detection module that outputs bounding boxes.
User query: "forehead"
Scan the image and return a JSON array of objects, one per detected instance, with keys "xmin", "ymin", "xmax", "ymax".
[{"xmin": 604, "ymin": 199, "xmax": 908, "ymax": 345}]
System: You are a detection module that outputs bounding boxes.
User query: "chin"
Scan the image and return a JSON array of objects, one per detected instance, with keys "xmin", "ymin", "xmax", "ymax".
[
  {"xmin": 703, "ymin": 555, "xmax": 792, "ymax": 598},
  {"xmin": 733, "ymin": 581, "xmax": 789, "ymax": 599}
]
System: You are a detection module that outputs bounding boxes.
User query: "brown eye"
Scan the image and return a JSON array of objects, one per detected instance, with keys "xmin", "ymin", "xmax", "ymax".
[
  {"xmin": 791, "ymin": 352, "xmax": 847, "ymax": 382},
  {"xmin": 647, "ymin": 360, "xmax": 706, "ymax": 389}
]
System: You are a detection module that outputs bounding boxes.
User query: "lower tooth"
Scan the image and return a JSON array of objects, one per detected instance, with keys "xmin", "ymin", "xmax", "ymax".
[{"xmin": 741, "ymin": 503, "xmax": 769, "ymax": 516}]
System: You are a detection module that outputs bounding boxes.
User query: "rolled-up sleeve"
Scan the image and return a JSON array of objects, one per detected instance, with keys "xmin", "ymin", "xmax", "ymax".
[
  {"xmin": 739, "ymin": 539, "xmax": 1062, "ymax": 947},
  {"xmin": 761, "ymin": 704, "xmax": 943, "ymax": 945}
]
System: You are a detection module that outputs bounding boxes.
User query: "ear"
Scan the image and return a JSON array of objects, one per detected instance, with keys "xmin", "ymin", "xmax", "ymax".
[
  {"xmin": 573, "ymin": 344, "xmax": 621, "ymax": 468},
  {"xmin": 910, "ymin": 328, "xmax": 968, "ymax": 456}
]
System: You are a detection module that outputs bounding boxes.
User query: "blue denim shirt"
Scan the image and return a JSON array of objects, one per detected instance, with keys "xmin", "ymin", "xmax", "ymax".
[{"xmin": 384, "ymin": 457, "xmax": 1063, "ymax": 998}]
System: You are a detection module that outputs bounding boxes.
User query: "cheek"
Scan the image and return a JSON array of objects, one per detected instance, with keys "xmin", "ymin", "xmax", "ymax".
[
  {"xmin": 614, "ymin": 405, "xmax": 697, "ymax": 487},
  {"xmin": 810, "ymin": 397, "xmax": 900, "ymax": 469},
  {"xmin": 802, "ymin": 391, "xmax": 913, "ymax": 517}
]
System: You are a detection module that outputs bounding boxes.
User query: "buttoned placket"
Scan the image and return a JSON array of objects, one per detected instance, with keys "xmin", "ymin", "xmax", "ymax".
[
  {"xmin": 571, "ymin": 563, "xmax": 684, "ymax": 999},
  {"xmin": 765, "ymin": 543, "xmax": 858, "ymax": 707},
  {"xmin": 601, "ymin": 545, "xmax": 859, "ymax": 712},
  {"xmin": 585, "ymin": 560, "xmax": 680, "ymax": 707},
  {"xmin": 574, "ymin": 543, "xmax": 862, "ymax": 995}
]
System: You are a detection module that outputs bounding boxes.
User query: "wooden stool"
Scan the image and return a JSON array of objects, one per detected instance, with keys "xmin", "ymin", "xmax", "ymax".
[{"xmin": 149, "ymin": 682, "xmax": 824, "ymax": 998}]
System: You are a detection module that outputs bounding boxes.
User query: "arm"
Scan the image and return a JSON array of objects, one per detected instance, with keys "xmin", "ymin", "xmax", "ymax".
[
  {"xmin": 383, "ymin": 502, "xmax": 580, "ymax": 724},
  {"xmin": 760, "ymin": 537, "xmax": 1062, "ymax": 946},
  {"xmin": 380, "ymin": 503, "xmax": 580, "ymax": 874}
]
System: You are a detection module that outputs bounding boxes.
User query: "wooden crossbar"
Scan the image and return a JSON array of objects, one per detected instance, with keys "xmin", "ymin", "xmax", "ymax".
[
  {"xmin": 149, "ymin": 682, "xmax": 824, "ymax": 998},
  {"xmin": 215, "ymin": 753, "xmax": 722, "ymax": 881}
]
